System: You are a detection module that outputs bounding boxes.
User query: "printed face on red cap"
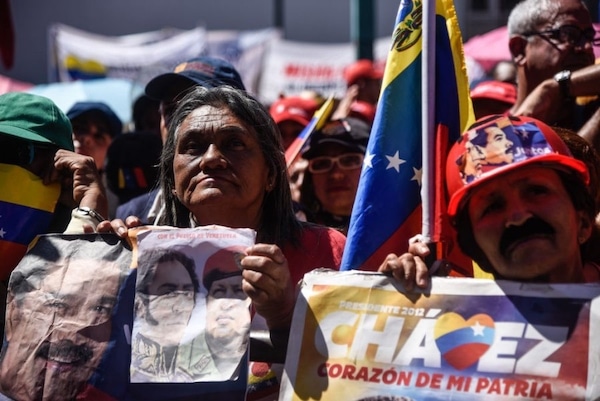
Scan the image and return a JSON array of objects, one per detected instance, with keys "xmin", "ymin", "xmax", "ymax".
[{"xmin": 446, "ymin": 115, "xmax": 588, "ymax": 217}]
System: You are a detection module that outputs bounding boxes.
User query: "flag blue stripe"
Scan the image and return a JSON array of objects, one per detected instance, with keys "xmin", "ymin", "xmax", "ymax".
[
  {"xmin": 344, "ymin": 58, "xmax": 423, "ymax": 266},
  {"xmin": 0, "ymin": 200, "xmax": 54, "ymax": 245}
]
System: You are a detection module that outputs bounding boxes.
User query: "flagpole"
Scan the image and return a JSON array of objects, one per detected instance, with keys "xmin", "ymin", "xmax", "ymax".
[{"xmin": 421, "ymin": 0, "xmax": 436, "ymax": 244}]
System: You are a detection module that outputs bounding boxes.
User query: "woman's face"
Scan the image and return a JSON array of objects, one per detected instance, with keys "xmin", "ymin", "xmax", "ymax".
[
  {"xmin": 310, "ymin": 144, "xmax": 362, "ymax": 217},
  {"xmin": 173, "ymin": 105, "xmax": 272, "ymax": 229}
]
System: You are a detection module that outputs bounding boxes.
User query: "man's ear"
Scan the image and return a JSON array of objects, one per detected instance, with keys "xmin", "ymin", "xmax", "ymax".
[
  {"xmin": 509, "ymin": 35, "xmax": 528, "ymax": 66},
  {"xmin": 577, "ymin": 211, "xmax": 594, "ymax": 245}
]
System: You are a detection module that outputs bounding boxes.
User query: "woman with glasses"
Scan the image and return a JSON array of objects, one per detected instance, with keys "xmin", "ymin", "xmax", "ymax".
[{"xmin": 299, "ymin": 117, "xmax": 370, "ymax": 235}]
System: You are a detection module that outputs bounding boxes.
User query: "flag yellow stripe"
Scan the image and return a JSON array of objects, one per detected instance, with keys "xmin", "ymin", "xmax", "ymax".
[
  {"xmin": 438, "ymin": 0, "xmax": 475, "ymax": 132},
  {"xmin": 0, "ymin": 163, "xmax": 59, "ymax": 211}
]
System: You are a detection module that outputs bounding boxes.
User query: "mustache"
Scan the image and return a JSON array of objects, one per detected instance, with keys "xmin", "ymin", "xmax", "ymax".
[
  {"xmin": 499, "ymin": 217, "xmax": 555, "ymax": 256},
  {"xmin": 35, "ymin": 339, "xmax": 93, "ymax": 366}
]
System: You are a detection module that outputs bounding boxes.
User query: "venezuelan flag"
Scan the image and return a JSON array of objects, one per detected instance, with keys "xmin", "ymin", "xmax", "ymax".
[
  {"xmin": 341, "ymin": 0, "xmax": 474, "ymax": 271},
  {"xmin": 0, "ymin": 163, "xmax": 59, "ymax": 280}
]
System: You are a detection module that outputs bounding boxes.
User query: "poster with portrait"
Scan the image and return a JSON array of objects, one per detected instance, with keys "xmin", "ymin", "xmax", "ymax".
[
  {"xmin": 0, "ymin": 233, "xmax": 132, "ymax": 401},
  {"xmin": 280, "ymin": 270, "xmax": 600, "ymax": 401},
  {"xmin": 130, "ymin": 225, "xmax": 255, "ymax": 385}
]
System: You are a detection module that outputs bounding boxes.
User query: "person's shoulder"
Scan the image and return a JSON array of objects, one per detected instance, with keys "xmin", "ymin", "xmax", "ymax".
[
  {"xmin": 299, "ymin": 222, "xmax": 347, "ymax": 247},
  {"xmin": 116, "ymin": 189, "xmax": 159, "ymax": 222},
  {"xmin": 283, "ymin": 222, "xmax": 346, "ymax": 281}
]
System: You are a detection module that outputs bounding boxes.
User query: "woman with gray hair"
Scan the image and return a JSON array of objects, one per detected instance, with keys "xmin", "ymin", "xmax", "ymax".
[{"xmin": 101, "ymin": 85, "xmax": 346, "ymax": 331}]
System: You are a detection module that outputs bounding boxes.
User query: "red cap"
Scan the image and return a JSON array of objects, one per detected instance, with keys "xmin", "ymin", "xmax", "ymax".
[
  {"xmin": 269, "ymin": 96, "xmax": 319, "ymax": 126},
  {"xmin": 446, "ymin": 115, "xmax": 589, "ymax": 218},
  {"xmin": 343, "ymin": 59, "xmax": 384, "ymax": 86},
  {"xmin": 470, "ymin": 81, "xmax": 517, "ymax": 105},
  {"xmin": 349, "ymin": 100, "xmax": 376, "ymax": 125},
  {"xmin": 202, "ymin": 246, "xmax": 246, "ymax": 291}
]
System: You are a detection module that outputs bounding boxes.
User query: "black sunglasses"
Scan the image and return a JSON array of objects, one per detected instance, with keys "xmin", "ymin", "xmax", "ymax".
[{"xmin": 523, "ymin": 24, "xmax": 599, "ymax": 48}]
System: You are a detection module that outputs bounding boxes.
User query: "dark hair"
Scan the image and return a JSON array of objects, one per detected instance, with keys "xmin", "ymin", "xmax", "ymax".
[
  {"xmin": 136, "ymin": 248, "xmax": 199, "ymax": 295},
  {"xmin": 299, "ymin": 169, "xmax": 320, "ymax": 217},
  {"xmin": 455, "ymin": 169, "xmax": 595, "ymax": 274},
  {"xmin": 135, "ymin": 248, "xmax": 199, "ymax": 326},
  {"xmin": 158, "ymin": 85, "xmax": 302, "ymax": 246}
]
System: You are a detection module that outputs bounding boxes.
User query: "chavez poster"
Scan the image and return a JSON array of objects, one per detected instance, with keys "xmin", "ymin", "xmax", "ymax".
[
  {"xmin": 130, "ymin": 225, "xmax": 255, "ymax": 384},
  {"xmin": 280, "ymin": 270, "xmax": 600, "ymax": 400}
]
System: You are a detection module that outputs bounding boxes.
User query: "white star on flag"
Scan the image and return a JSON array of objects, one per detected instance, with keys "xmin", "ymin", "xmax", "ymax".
[
  {"xmin": 0, "ymin": 228, "xmax": 6, "ymax": 238},
  {"xmin": 471, "ymin": 321, "xmax": 486, "ymax": 336},
  {"xmin": 385, "ymin": 151, "xmax": 405, "ymax": 172},
  {"xmin": 364, "ymin": 151, "xmax": 375, "ymax": 169},
  {"xmin": 411, "ymin": 167, "xmax": 422, "ymax": 186}
]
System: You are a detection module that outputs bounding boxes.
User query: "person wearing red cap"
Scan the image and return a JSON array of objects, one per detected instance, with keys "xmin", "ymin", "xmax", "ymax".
[
  {"xmin": 379, "ymin": 115, "xmax": 599, "ymax": 286},
  {"xmin": 269, "ymin": 95, "xmax": 320, "ymax": 210},
  {"xmin": 343, "ymin": 59, "xmax": 384, "ymax": 106},
  {"xmin": 195, "ymin": 247, "xmax": 250, "ymax": 380},
  {"xmin": 269, "ymin": 96, "xmax": 318, "ymax": 150},
  {"xmin": 470, "ymin": 80, "xmax": 517, "ymax": 119}
]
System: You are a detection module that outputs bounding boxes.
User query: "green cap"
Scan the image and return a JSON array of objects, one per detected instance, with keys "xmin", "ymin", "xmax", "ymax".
[{"xmin": 0, "ymin": 92, "xmax": 74, "ymax": 151}]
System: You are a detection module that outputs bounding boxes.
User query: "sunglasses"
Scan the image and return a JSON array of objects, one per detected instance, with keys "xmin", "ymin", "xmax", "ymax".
[
  {"xmin": 523, "ymin": 24, "xmax": 599, "ymax": 48},
  {"xmin": 308, "ymin": 153, "xmax": 364, "ymax": 174}
]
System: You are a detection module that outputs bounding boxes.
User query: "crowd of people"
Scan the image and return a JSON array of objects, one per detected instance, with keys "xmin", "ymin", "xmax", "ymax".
[{"xmin": 1, "ymin": 0, "xmax": 600, "ymax": 399}]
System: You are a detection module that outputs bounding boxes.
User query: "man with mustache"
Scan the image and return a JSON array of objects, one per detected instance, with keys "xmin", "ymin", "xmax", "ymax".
[
  {"xmin": 0, "ymin": 239, "xmax": 127, "ymax": 400},
  {"xmin": 380, "ymin": 115, "xmax": 599, "ymax": 285}
]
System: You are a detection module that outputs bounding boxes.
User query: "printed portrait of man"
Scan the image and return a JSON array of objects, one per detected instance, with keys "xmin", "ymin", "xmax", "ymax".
[
  {"xmin": 131, "ymin": 247, "xmax": 199, "ymax": 382},
  {"xmin": 179, "ymin": 246, "xmax": 251, "ymax": 382},
  {"xmin": 457, "ymin": 119, "xmax": 516, "ymax": 184},
  {"xmin": 203, "ymin": 247, "xmax": 250, "ymax": 378},
  {"xmin": 0, "ymin": 235, "xmax": 130, "ymax": 401}
]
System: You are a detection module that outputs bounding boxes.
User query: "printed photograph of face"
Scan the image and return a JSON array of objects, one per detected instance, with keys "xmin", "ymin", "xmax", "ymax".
[
  {"xmin": 131, "ymin": 244, "xmax": 251, "ymax": 383},
  {"xmin": 458, "ymin": 122, "xmax": 516, "ymax": 183},
  {"xmin": 0, "ymin": 236, "xmax": 129, "ymax": 401},
  {"xmin": 202, "ymin": 247, "xmax": 251, "ymax": 379},
  {"xmin": 131, "ymin": 248, "xmax": 199, "ymax": 381}
]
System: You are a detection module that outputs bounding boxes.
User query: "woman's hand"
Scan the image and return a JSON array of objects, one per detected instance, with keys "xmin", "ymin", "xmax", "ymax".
[
  {"xmin": 96, "ymin": 216, "xmax": 143, "ymax": 237},
  {"xmin": 52, "ymin": 150, "xmax": 108, "ymax": 217},
  {"xmin": 377, "ymin": 241, "xmax": 430, "ymax": 291},
  {"xmin": 241, "ymin": 243, "xmax": 296, "ymax": 330}
]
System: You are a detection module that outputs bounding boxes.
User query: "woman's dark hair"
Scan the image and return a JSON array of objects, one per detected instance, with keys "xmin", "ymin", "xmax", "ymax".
[
  {"xmin": 299, "ymin": 169, "xmax": 320, "ymax": 218},
  {"xmin": 454, "ymin": 169, "xmax": 596, "ymax": 275},
  {"xmin": 158, "ymin": 85, "xmax": 301, "ymax": 246}
]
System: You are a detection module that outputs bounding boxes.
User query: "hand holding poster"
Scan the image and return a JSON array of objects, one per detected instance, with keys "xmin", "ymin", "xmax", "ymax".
[{"xmin": 280, "ymin": 270, "xmax": 600, "ymax": 400}]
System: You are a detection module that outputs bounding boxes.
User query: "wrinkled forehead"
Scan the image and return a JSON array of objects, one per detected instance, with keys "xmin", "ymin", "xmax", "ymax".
[
  {"xmin": 40, "ymin": 258, "xmax": 123, "ymax": 294},
  {"xmin": 177, "ymin": 105, "xmax": 248, "ymax": 134}
]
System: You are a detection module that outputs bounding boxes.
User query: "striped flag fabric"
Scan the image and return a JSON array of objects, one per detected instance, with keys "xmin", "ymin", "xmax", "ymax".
[
  {"xmin": 341, "ymin": 0, "xmax": 474, "ymax": 271},
  {"xmin": 284, "ymin": 95, "xmax": 335, "ymax": 169},
  {"xmin": 0, "ymin": 163, "xmax": 59, "ymax": 280}
]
